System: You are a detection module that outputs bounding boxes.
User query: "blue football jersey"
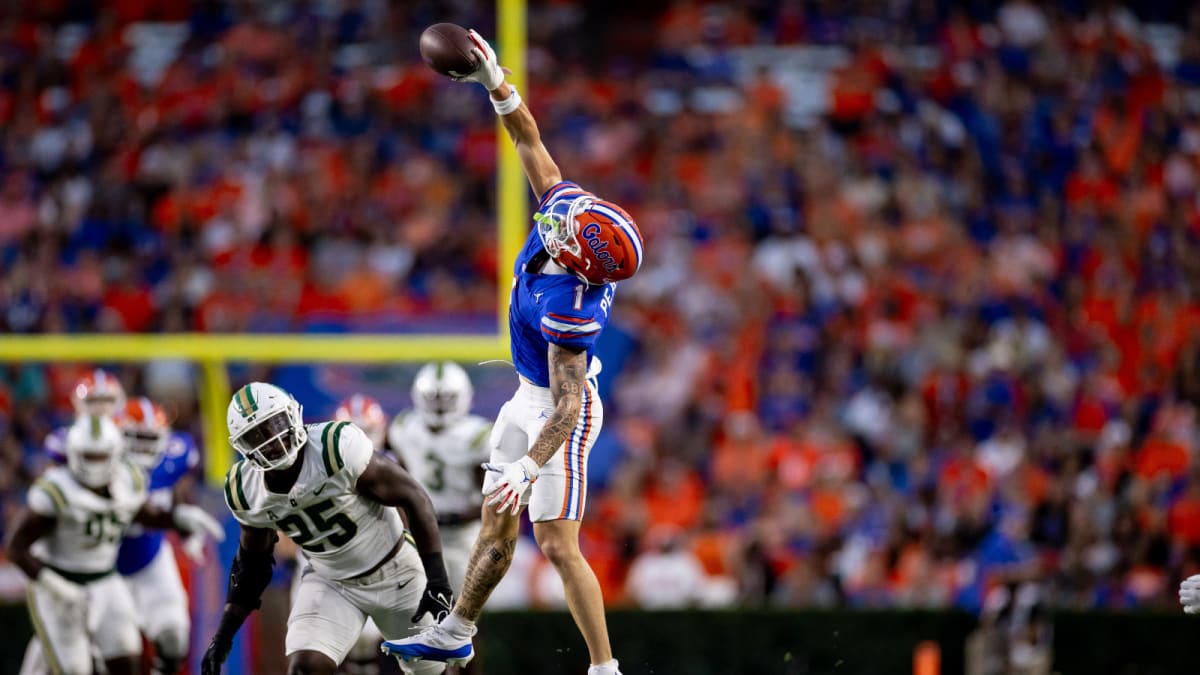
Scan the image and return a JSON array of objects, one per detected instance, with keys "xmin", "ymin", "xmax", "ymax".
[
  {"xmin": 510, "ymin": 182, "xmax": 617, "ymax": 386},
  {"xmin": 116, "ymin": 432, "xmax": 199, "ymax": 575}
]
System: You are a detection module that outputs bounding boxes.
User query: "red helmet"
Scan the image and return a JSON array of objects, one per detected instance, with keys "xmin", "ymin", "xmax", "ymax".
[
  {"xmin": 72, "ymin": 369, "xmax": 126, "ymax": 416},
  {"xmin": 334, "ymin": 394, "xmax": 387, "ymax": 448},
  {"xmin": 116, "ymin": 396, "xmax": 170, "ymax": 470},
  {"xmin": 536, "ymin": 187, "xmax": 643, "ymax": 285}
]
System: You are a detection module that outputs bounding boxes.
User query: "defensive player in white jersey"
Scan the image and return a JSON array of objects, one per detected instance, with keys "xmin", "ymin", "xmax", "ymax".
[
  {"xmin": 21, "ymin": 395, "xmax": 203, "ymax": 675},
  {"xmin": 390, "ymin": 363, "xmax": 491, "ymax": 592},
  {"xmin": 385, "ymin": 30, "xmax": 642, "ymax": 675},
  {"xmin": 326, "ymin": 393, "xmax": 390, "ymax": 675},
  {"xmin": 200, "ymin": 383, "xmax": 455, "ymax": 675},
  {"xmin": 390, "ymin": 363, "xmax": 490, "ymax": 674},
  {"xmin": 7, "ymin": 415, "xmax": 224, "ymax": 675}
]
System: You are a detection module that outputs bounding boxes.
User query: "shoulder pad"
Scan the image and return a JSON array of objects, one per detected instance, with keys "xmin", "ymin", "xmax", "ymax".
[
  {"xmin": 224, "ymin": 460, "xmax": 250, "ymax": 512},
  {"xmin": 124, "ymin": 460, "xmax": 147, "ymax": 493},
  {"xmin": 32, "ymin": 476, "xmax": 69, "ymax": 513},
  {"xmin": 319, "ymin": 420, "xmax": 353, "ymax": 477}
]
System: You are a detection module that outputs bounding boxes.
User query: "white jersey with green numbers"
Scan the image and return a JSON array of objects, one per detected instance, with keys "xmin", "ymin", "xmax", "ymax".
[
  {"xmin": 26, "ymin": 463, "xmax": 148, "ymax": 576},
  {"xmin": 223, "ymin": 421, "xmax": 407, "ymax": 581},
  {"xmin": 388, "ymin": 412, "xmax": 491, "ymax": 518}
]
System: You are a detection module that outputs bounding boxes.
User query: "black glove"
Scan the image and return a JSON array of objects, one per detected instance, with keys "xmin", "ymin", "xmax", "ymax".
[
  {"xmin": 412, "ymin": 583, "xmax": 454, "ymax": 623},
  {"xmin": 201, "ymin": 636, "xmax": 232, "ymax": 675},
  {"xmin": 153, "ymin": 651, "xmax": 182, "ymax": 675}
]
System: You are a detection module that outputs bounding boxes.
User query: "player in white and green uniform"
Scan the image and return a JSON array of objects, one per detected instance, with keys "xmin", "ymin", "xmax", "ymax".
[
  {"xmin": 8, "ymin": 414, "xmax": 223, "ymax": 675},
  {"xmin": 200, "ymin": 382, "xmax": 455, "ymax": 675},
  {"xmin": 389, "ymin": 362, "xmax": 491, "ymax": 594}
]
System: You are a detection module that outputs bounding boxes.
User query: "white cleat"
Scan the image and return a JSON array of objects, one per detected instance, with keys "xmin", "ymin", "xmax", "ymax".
[{"xmin": 381, "ymin": 625, "xmax": 474, "ymax": 667}]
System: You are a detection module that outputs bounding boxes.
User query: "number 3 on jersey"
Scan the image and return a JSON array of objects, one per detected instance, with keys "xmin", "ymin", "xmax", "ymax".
[
  {"xmin": 424, "ymin": 452, "xmax": 447, "ymax": 492},
  {"xmin": 275, "ymin": 498, "xmax": 357, "ymax": 552}
]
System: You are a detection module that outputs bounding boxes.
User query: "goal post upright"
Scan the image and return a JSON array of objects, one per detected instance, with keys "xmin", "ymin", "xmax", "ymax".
[{"xmin": 497, "ymin": 0, "xmax": 528, "ymax": 351}]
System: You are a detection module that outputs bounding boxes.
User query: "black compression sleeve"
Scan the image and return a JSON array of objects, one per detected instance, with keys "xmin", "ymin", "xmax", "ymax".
[
  {"xmin": 227, "ymin": 543, "xmax": 275, "ymax": 610},
  {"xmin": 419, "ymin": 550, "xmax": 451, "ymax": 589}
]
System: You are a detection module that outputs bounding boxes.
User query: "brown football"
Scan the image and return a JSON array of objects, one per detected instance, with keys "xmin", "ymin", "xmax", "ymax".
[{"xmin": 419, "ymin": 23, "xmax": 479, "ymax": 78}]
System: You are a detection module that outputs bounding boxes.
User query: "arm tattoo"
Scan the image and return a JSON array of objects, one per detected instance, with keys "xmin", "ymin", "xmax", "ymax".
[{"xmin": 527, "ymin": 345, "xmax": 586, "ymax": 467}]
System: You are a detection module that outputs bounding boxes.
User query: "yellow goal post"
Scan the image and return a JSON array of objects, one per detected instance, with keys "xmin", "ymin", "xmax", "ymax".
[{"xmin": 0, "ymin": 0, "xmax": 528, "ymax": 486}]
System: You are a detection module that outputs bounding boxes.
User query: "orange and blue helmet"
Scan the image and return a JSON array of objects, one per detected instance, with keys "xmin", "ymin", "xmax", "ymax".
[
  {"xmin": 334, "ymin": 393, "xmax": 387, "ymax": 448},
  {"xmin": 535, "ymin": 184, "xmax": 643, "ymax": 285},
  {"xmin": 72, "ymin": 368, "xmax": 126, "ymax": 416},
  {"xmin": 116, "ymin": 396, "xmax": 169, "ymax": 470}
]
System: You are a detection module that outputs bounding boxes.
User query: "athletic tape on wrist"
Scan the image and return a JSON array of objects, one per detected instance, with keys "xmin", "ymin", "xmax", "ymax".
[{"xmin": 492, "ymin": 87, "xmax": 522, "ymax": 116}]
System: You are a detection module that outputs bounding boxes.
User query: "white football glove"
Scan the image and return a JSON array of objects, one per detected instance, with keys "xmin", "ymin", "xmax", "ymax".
[
  {"xmin": 173, "ymin": 504, "xmax": 226, "ymax": 543},
  {"xmin": 483, "ymin": 456, "xmax": 540, "ymax": 515},
  {"xmin": 35, "ymin": 568, "xmax": 86, "ymax": 612},
  {"xmin": 1181, "ymin": 575, "xmax": 1200, "ymax": 614},
  {"xmin": 182, "ymin": 532, "xmax": 209, "ymax": 563},
  {"xmin": 455, "ymin": 29, "xmax": 506, "ymax": 91}
]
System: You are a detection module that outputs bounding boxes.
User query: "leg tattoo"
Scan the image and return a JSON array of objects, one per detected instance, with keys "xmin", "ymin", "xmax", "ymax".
[{"xmin": 453, "ymin": 537, "xmax": 516, "ymax": 621}]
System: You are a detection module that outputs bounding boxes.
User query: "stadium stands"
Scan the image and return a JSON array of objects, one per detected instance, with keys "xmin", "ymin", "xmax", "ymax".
[{"xmin": 2, "ymin": 0, "xmax": 1200, "ymax": 617}]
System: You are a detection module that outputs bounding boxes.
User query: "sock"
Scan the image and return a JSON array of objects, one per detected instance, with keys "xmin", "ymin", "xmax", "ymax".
[
  {"xmin": 441, "ymin": 612, "xmax": 477, "ymax": 639},
  {"xmin": 588, "ymin": 659, "xmax": 620, "ymax": 675}
]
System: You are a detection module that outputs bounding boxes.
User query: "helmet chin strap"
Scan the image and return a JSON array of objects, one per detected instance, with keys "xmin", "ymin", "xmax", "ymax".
[
  {"xmin": 540, "ymin": 257, "xmax": 570, "ymax": 275},
  {"xmin": 542, "ymin": 251, "xmax": 596, "ymax": 284}
]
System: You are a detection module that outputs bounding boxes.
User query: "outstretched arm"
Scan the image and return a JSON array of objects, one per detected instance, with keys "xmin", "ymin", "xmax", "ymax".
[
  {"xmin": 201, "ymin": 526, "xmax": 277, "ymax": 675},
  {"xmin": 357, "ymin": 457, "xmax": 454, "ymax": 622},
  {"xmin": 491, "ymin": 80, "xmax": 562, "ymax": 197},
  {"xmin": 458, "ymin": 30, "xmax": 562, "ymax": 197}
]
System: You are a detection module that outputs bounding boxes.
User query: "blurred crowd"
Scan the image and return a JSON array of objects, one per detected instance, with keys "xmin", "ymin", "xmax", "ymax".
[{"xmin": 4, "ymin": 0, "xmax": 1200, "ymax": 618}]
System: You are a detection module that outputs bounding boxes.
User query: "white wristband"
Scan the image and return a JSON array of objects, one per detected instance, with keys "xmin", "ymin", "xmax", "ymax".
[
  {"xmin": 517, "ymin": 455, "xmax": 540, "ymax": 480},
  {"xmin": 492, "ymin": 87, "xmax": 522, "ymax": 116}
]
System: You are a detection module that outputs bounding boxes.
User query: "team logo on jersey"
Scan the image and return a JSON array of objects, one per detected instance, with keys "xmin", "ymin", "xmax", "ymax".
[{"xmin": 582, "ymin": 223, "xmax": 619, "ymax": 273}]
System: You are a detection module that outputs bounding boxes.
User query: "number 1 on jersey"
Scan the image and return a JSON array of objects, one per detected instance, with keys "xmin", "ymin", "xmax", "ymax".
[{"xmin": 573, "ymin": 284, "xmax": 584, "ymax": 310}]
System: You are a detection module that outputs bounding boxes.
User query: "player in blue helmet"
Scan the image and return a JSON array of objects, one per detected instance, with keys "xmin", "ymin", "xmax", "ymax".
[{"xmin": 383, "ymin": 29, "xmax": 642, "ymax": 675}]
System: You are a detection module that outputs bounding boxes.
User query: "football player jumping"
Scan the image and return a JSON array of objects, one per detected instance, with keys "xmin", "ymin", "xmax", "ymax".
[
  {"xmin": 200, "ymin": 383, "xmax": 454, "ymax": 675},
  {"xmin": 384, "ymin": 29, "xmax": 642, "ymax": 675}
]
